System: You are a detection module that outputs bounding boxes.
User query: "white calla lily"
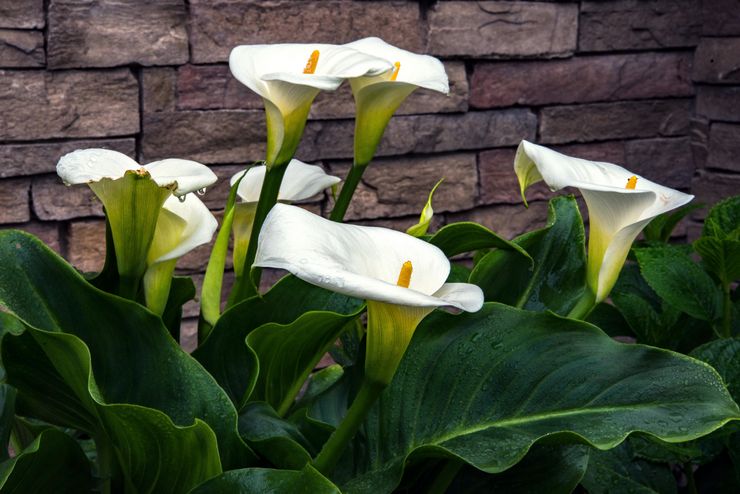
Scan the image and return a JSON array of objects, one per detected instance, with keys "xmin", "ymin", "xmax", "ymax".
[
  {"xmin": 56, "ymin": 148, "xmax": 217, "ymax": 297},
  {"xmin": 229, "ymin": 159, "xmax": 341, "ymax": 278},
  {"xmin": 514, "ymin": 140, "xmax": 694, "ymax": 307},
  {"xmin": 254, "ymin": 204, "xmax": 483, "ymax": 385},
  {"xmin": 229, "ymin": 44, "xmax": 392, "ymax": 168}
]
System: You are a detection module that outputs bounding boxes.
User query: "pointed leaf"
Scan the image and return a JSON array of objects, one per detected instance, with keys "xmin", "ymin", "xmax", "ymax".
[
  {"xmin": 190, "ymin": 465, "xmax": 340, "ymax": 494},
  {"xmin": 581, "ymin": 443, "xmax": 677, "ymax": 494},
  {"xmin": 428, "ymin": 221, "xmax": 529, "ymax": 259},
  {"xmin": 406, "ymin": 178, "xmax": 443, "ymax": 238}
]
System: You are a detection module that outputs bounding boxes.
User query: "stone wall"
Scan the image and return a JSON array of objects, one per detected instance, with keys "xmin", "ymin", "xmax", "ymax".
[{"xmin": 1, "ymin": 0, "xmax": 738, "ymax": 340}]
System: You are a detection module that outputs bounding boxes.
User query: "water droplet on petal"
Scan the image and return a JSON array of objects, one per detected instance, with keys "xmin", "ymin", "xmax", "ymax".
[
  {"xmin": 197, "ymin": 188, "xmax": 207, "ymax": 196},
  {"xmin": 178, "ymin": 194, "xmax": 187, "ymax": 203}
]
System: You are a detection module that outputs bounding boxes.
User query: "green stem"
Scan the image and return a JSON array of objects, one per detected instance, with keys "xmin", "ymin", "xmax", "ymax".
[
  {"xmin": 96, "ymin": 435, "xmax": 116, "ymax": 494},
  {"xmin": 313, "ymin": 379, "xmax": 385, "ymax": 475},
  {"xmin": 117, "ymin": 275, "xmax": 140, "ymax": 301},
  {"xmin": 685, "ymin": 462, "xmax": 698, "ymax": 494},
  {"xmin": 567, "ymin": 289, "xmax": 597, "ymax": 320},
  {"xmin": 722, "ymin": 280, "xmax": 732, "ymax": 338},
  {"xmin": 426, "ymin": 458, "xmax": 463, "ymax": 494},
  {"xmin": 227, "ymin": 164, "xmax": 288, "ymax": 307},
  {"xmin": 329, "ymin": 163, "xmax": 368, "ymax": 222}
]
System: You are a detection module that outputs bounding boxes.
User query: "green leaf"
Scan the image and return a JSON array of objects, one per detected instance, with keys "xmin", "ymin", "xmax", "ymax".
[
  {"xmin": 585, "ymin": 303, "xmax": 634, "ymax": 338},
  {"xmin": 428, "ymin": 221, "xmax": 529, "ymax": 259},
  {"xmin": 162, "ymin": 275, "xmax": 196, "ymax": 341},
  {"xmin": 0, "ymin": 429, "xmax": 93, "ymax": 493},
  {"xmin": 695, "ymin": 237, "xmax": 740, "ymax": 286},
  {"xmin": 190, "ymin": 465, "xmax": 340, "ymax": 494},
  {"xmin": 0, "ymin": 231, "xmax": 253, "ymax": 479},
  {"xmin": 0, "ymin": 385, "xmax": 16, "ymax": 462},
  {"xmin": 194, "ymin": 275, "xmax": 363, "ymax": 410},
  {"xmin": 643, "ymin": 203, "xmax": 704, "ymax": 243},
  {"xmin": 406, "ymin": 178, "xmax": 443, "ymax": 238},
  {"xmin": 329, "ymin": 304, "xmax": 739, "ymax": 493},
  {"xmin": 635, "ymin": 246, "xmax": 722, "ymax": 322},
  {"xmin": 580, "ymin": 443, "xmax": 677, "ymax": 494},
  {"xmin": 703, "ymin": 195, "xmax": 740, "ymax": 240},
  {"xmin": 692, "ymin": 338, "xmax": 740, "ymax": 401},
  {"xmin": 470, "ymin": 196, "xmax": 586, "ymax": 315}
]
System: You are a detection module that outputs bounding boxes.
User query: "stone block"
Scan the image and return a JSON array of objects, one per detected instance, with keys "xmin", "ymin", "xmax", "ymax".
[
  {"xmin": 579, "ymin": 0, "xmax": 701, "ymax": 51},
  {"xmin": 11, "ymin": 221, "xmax": 62, "ymax": 254},
  {"xmin": 428, "ymin": 1, "xmax": 578, "ymax": 58},
  {"xmin": 176, "ymin": 64, "xmax": 260, "ymax": 111},
  {"xmin": 470, "ymin": 52, "xmax": 693, "ymax": 108},
  {"xmin": 691, "ymin": 171, "xmax": 740, "ymax": 219},
  {"xmin": 0, "ymin": 29, "xmax": 44, "ymax": 67},
  {"xmin": 693, "ymin": 37, "xmax": 740, "ymax": 84},
  {"xmin": 624, "ymin": 137, "xmax": 694, "ymax": 189},
  {"xmin": 0, "ymin": 69, "xmax": 139, "ymax": 140},
  {"xmin": 32, "ymin": 175, "xmax": 103, "ymax": 220},
  {"xmin": 328, "ymin": 153, "xmax": 478, "ymax": 220},
  {"xmin": 190, "ymin": 0, "xmax": 424, "ymax": 63},
  {"xmin": 48, "ymin": 0, "xmax": 188, "ymax": 69},
  {"xmin": 447, "ymin": 201, "xmax": 550, "ymax": 240},
  {"xmin": 0, "ymin": 138, "xmax": 136, "ymax": 178},
  {"xmin": 539, "ymin": 99, "xmax": 692, "ymax": 144},
  {"xmin": 707, "ymin": 123, "xmax": 740, "ymax": 172},
  {"xmin": 67, "ymin": 219, "xmax": 106, "ymax": 273},
  {"xmin": 0, "ymin": 177, "xmax": 30, "ymax": 223},
  {"xmin": 553, "ymin": 141, "xmax": 627, "ymax": 165},
  {"xmin": 696, "ymin": 86, "xmax": 740, "ymax": 122},
  {"xmin": 0, "ymin": 0, "xmax": 44, "ymax": 29},
  {"xmin": 143, "ymin": 68, "xmax": 177, "ymax": 113},
  {"xmin": 702, "ymin": 0, "xmax": 740, "ymax": 35}
]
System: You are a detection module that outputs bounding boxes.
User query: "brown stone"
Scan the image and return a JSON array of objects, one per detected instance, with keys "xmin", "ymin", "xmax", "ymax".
[
  {"xmin": 691, "ymin": 171, "xmax": 740, "ymax": 219},
  {"xmin": 48, "ymin": 0, "xmax": 188, "ymax": 69},
  {"xmin": 470, "ymin": 52, "xmax": 693, "ymax": 108},
  {"xmin": 180, "ymin": 318, "xmax": 198, "ymax": 353},
  {"xmin": 190, "ymin": 0, "xmax": 424, "ymax": 63},
  {"xmin": 0, "ymin": 138, "xmax": 136, "ymax": 178},
  {"xmin": 579, "ymin": 0, "xmax": 701, "ymax": 51},
  {"xmin": 553, "ymin": 141, "xmax": 627, "ymax": 165},
  {"xmin": 0, "ymin": 0, "xmax": 44, "ymax": 29},
  {"xmin": 428, "ymin": 1, "xmax": 578, "ymax": 58},
  {"xmin": 693, "ymin": 38, "xmax": 740, "ymax": 84},
  {"xmin": 689, "ymin": 117, "xmax": 710, "ymax": 169},
  {"xmin": 539, "ymin": 99, "xmax": 692, "ymax": 144},
  {"xmin": 32, "ymin": 175, "xmax": 103, "ymax": 220},
  {"xmin": 141, "ymin": 110, "xmax": 266, "ymax": 164},
  {"xmin": 328, "ymin": 153, "xmax": 478, "ymax": 221},
  {"xmin": 143, "ymin": 68, "xmax": 177, "ymax": 113},
  {"xmin": 347, "ymin": 214, "xmax": 445, "ymax": 234},
  {"xmin": 11, "ymin": 221, "xmax": 62, "ymax": 254},
  {"xmin": 707, "ymin": 123, "xmax": 740, "ymax": 172},
  {"xmin": 702, "ymin": 0, "xmax": 740, "ymax": 36},
  {"xmin": 624, "ymin": 137, "xmax": 694, "ymax": 189},
  {"xmin": 696, "ymin": 86, "xmax": 740, "ymax": 122},
  {"xmin": 0, "ymin": 177, "xmax": 30, "ymax": 223},
  {"xmin": 447, "ymin": 201, "xmax": 551, "ymax": 240},
  {"xmin": 67, "ymin": 219, "xmax": 106, "ymax": 273},
  {"xmin": 0, "ymin": 29, "xmax": 44, "ymax": 67},
  {"xmin": 200, "ymin": 165, "xmax": 247, "ymax": 209},
  {"xmin": 0, "ymin": 69, "xmax": 139, "ymax": 140},
  {"xmin": 176, "ymin": 64, "xmax": 260, "ymax": 111}
]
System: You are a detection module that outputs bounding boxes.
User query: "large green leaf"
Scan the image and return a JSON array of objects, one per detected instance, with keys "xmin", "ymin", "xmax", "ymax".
[
  {"xmin": 190, "ymin": 465, "xmax": 340, "ymax": 494},
  {"xmin": 580, "ymin": 443, "xmax": 677, "ymax": 494},
  {"xmin": 0, "ymin": 429, "xmax": 93, "ymax": 493},
  {"xmin": 0, "ymin": 231, "xmax": 253, "ymax": 480},
  {"xmin": 469, "ymin": 196, "xmax": 586, "ymax": 315},
  {"xmin": 427, "ymin": 222, "xmax": 529, "ymax": 259},
  {"xmin": 194, "ymin": 275, "xmax": 363, "ymax": 410},
  {"xmin": 642, "ymin": 203, "xmax": 704, "ymax": 243},
  {"xmin": 0, "ymin": 385, "xmax": 15, "ymax": 462},
  {"xmin": 329, "ymin": 303, "xmax": 739, "ymax": 493}
]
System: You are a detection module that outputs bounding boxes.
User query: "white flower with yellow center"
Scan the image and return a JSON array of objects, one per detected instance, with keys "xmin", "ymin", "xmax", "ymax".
[{"xmin": 515, "ymin": 140, "xmax": 694, "ymax": 305}]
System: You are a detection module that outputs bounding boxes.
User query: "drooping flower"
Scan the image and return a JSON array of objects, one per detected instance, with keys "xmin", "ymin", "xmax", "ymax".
[
  {"xmin": 254, "ymin": 204, "xmax": 483, "ymax": 385},
  {"xmin": 514, "ymin": 140, "xmax": 694, "ymax": 305},
  {"xmin": 57, "ymin": 148, "xmax": 217, "ymax": 297},
  {"xmin": 229, "ymin": 159, "xmax": 341, "ymax": 276},
  {"xmin": 229, "ymin": 43, "xmax": 392, "ymax": 168}
]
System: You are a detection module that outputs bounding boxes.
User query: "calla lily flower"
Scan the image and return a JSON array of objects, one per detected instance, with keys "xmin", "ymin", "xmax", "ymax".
[
  {"xmin": 229, "ymin": 159, "xmax": 341, "ymax": 277},
  {"xmin": 514, "ymin": 140, "xmax": 694, "ymax": 307},
  {"xmin": 57, "ymin": 148, "xmax": 217, "ymax": 297},
  {"xmin": 144, "ymin": 194, "xmax": 218, "ymax": 315},
  {"xmin": 254, "ymin": 204, "xmax": 483, "ymax": 386},
  {"xmin": 229, "ymin": 44, "xmax": 392, "ymax": 168},
  {"xmin": 344, "ymin": 37, "xmax": 449, "ymax": 166}
]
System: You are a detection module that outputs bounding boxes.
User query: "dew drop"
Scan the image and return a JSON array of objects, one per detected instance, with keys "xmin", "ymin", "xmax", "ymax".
[
  {"xmin": 197, "ymin": 187, "xmax": 207, "ymax": 196},
  {"xmin": 178, "ymin": 194, "xmax": 187, "ymax": 203}
]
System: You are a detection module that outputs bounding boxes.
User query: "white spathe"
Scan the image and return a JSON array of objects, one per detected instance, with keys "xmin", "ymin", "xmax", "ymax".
[
  {"xmin": 254, "ymin": 204, "xmax": 483, "ymax": 311},
  {"xmin": 57, "ymin": 148, "xmax": 217, "ymax": 196},
  {"xmin": 148, "ymin": 194, "xmax": 218, "ymax": 265},
  {"xmin": 514, "ymin": 140, "xmax": 694, "ymax": 302},
  {"xmin": 230, "ymin": 159, "xmax": 341, "ymax": 204}
]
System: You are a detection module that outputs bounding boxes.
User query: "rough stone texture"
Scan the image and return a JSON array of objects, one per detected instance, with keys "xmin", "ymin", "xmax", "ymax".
[
  {"xmin": 554, "ymin": 141, "xmax": 627, "ymax": 165},
  {"xmin": 48, "ymin": 0, "xmax": 189, "ymax": 69},
  {"xmin": 447, "ymin": 201, "xmax": 550, "ymax": 240},
  {"xmin": 707, "ymin": 123, "xmax": 740, "ymax": 172},
  {"xmin": 0, "ymin": 69, "xmax": 139, "ymax": 140},
  {"xmin": 579, "ymin": 0, "xmax": 701, "ymax": 51},
  {"xmin": 67, "ymin": 220, "xmax": 106, "ymax": 273},
  {"xmin": 32, "ymin": 175, "xmax": 103, "ymax": 220},
  {"xmin": 142, "ymin": 68, "xmax": 177, "ymax": 113},
  {"xmin": 0, "ymin": 178, "xmax": 31, "ymax": 223},
  {"xmin": 0, "ymin": 0, "xmax": 44, "ymax": 29},
  {"xmin": 428, "ymin": 1, "xmax": 578, "ymax": 58},
  {"xmin": 702, "ymin": 0, "xmax": 740, "ymax": 35},
  {"xmin": 328, "ymin": 153, "xmax": 478, "ymax": 220},
  {"xmin": 696, "ymin": 86, "xmax": 740, "ymax": 122},
  {"xmin": 692, "ymin": 37, "xmax": 740, "ymax": 84},
  {"xmin": 0, "ymin": 29, "xmax": 45, "ymax": 67},
  {"xmin": 624, "ymin": 137, "xmax": 695, "ymax": 189},
  {"xmin": 539, "ymin": 100, "xmax": 692, "ymax": 144},
  {"xmin": 189, "ymin": 0, "xmax": 424, "ymax": 63},
  {"xmin": 0, "ymin": 138, "xmax": 136, "ymax": 178},
  {"xmin": 691, "ymin": 171, "xmax": 740, "ymax": 219},
  {"xmin": 141, "ymin": 111, "xmax": 266, "ymax": 164},
  {"xmin": 176, "ymin": 64, "xmax": 260, "ymax": 111},
  {"xmin": 470, "ymin": 52, "xmax": 693, "ymax": 108},
  {"xmin": 10, "ymin": 221, "xmax": 62, "ymax": 254}
]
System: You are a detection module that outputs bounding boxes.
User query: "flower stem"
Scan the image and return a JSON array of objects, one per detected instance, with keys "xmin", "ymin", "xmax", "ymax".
[
  {"xmin": 313, "ymin": 379, "xmax": 385, "ymax": 475},
  {"xmin": 567, "ymin": 289, "xmax": 596, "ymax": 320},
  {"xmin": 329, "ymin": 163, "xmax": 368, "ymax": 222},
  {"xmin": 426, "ymin": 458, "xmax": 463, "ymax": 494},
  {"xmin": 227, "ymin": 164, "xmax": 288, "ymax": 306}
]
